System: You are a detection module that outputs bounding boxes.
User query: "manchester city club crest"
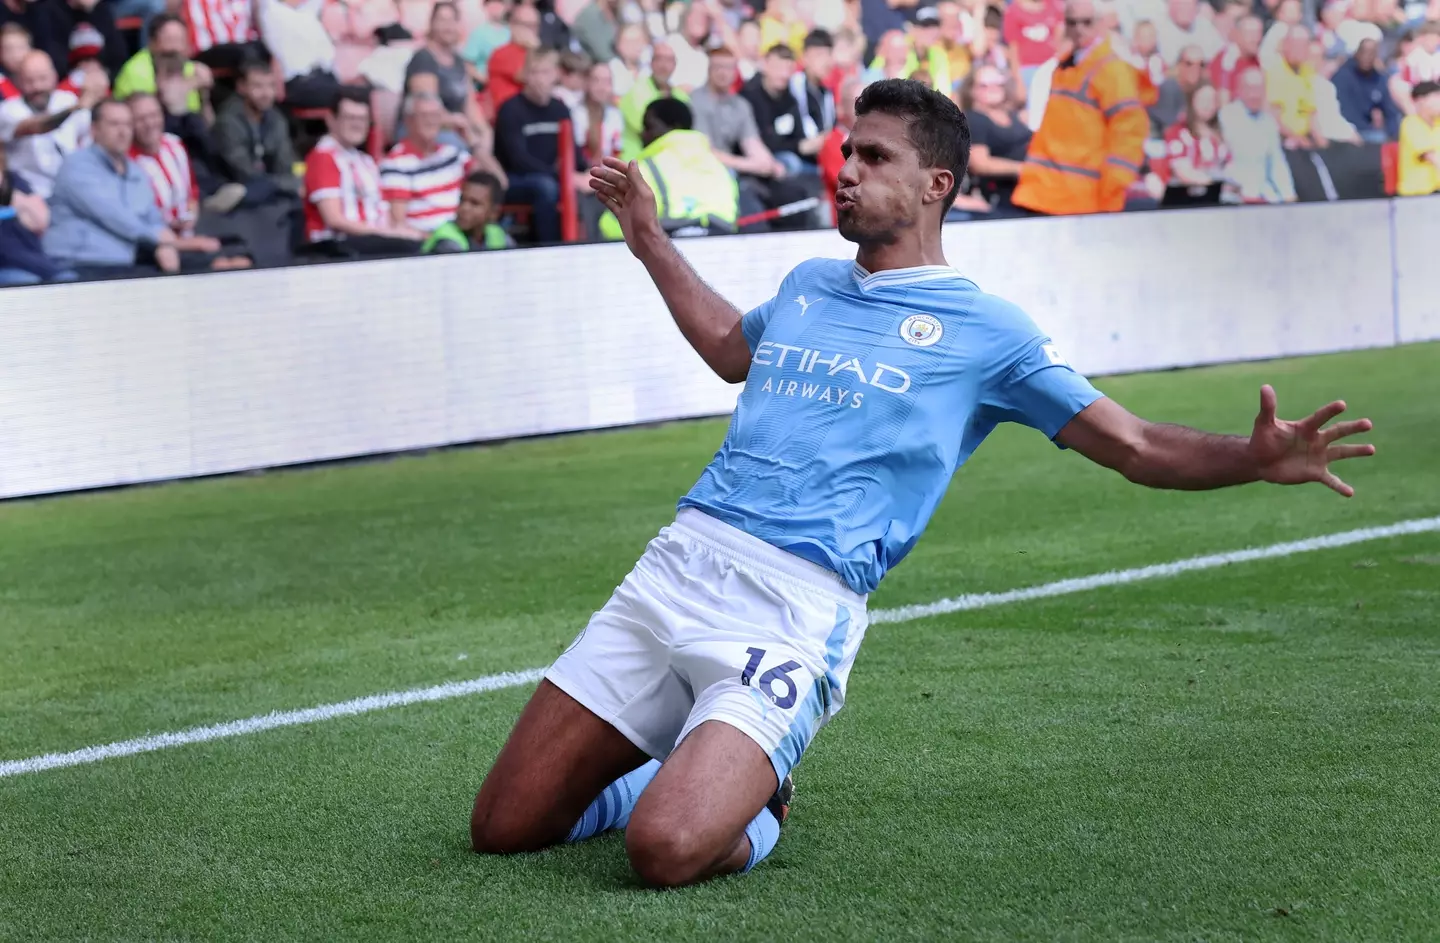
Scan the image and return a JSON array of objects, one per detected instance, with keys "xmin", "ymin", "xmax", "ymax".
[{"xmin": 899, "ymin": 314, "xmax": 944, "ymax": 347}]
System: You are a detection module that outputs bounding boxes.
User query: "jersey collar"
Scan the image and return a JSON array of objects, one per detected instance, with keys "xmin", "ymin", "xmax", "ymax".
[{"xmin": 851, "ymin": 262, "xmax": 965, "ymax": 291}]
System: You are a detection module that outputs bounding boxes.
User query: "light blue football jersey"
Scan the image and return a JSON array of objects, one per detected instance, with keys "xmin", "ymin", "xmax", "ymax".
[{"xmin": 677, "ymin": 258, "xmax": 1104, "ymax": 596}]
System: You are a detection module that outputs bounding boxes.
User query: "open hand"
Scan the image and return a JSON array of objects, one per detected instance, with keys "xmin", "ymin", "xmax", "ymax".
[
  {"xmin": 589, "ymin": 156, "xmax": 659, "ymax": 251},
  {"xmin": 1250, "ymin": 385, "xmax": 1375, "ymax": 497}
]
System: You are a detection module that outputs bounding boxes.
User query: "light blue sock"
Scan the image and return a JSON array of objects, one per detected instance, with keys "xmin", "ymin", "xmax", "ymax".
[
  {"xmin": 565, "ymin": 759, "xmax": 661, "ymax": 843},
  {"xmin": 741, "ymin": 806, "xmax": 781, "ymax": 872}
]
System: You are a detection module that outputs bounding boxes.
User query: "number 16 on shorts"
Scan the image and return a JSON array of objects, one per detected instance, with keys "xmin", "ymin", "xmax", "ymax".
[{"xmin": 739, "ymin": 647, "xmax": 805, "ymax": 709}]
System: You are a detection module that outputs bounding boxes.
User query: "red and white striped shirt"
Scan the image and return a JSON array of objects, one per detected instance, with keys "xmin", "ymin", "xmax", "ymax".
[
  {"xmin": 378, "ymin": 139, "xmax": 471, "ymax": 232},
  {"xmin": 304, "ymin": 134, "xmax": 386, "ymax": 242},
  {"xmin": 184, "ymin": 0, "xmax": 258, "ymax": 53},
  {"xmin": 1154, "ymin": 124, "xmax": 1231, "ymax": 185},
  {"xmin": 1210, "ymin": 45, "xmax": 1260, "ymax": 101},
  {"xmin": 1399, "ymin": 47, "xmax": 1440, "ymax": 88},
  {"xmin": 131, "ymin": 134, "xmax": 199, "ymax": 232}
]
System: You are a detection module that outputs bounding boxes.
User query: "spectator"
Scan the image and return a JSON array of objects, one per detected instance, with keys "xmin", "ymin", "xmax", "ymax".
[
  {"xmin": 1149, "ymin": 43, "xmax": 1206, "ymax": 137},
  {"xmin": 495, "ymin": 47, "xmax": 574, "ymax": 243},
  {"xmin": 1125, "ymin": 19, "xmax": 1167, "ymax": 93},
  {"xmin": 620, "ymin": 40, "xmax": 688, "ymax": 159},
  {"xmin": 863, "ymin": 30, "xmax": 913, "ymax": 84},
  {"xmin": 935, "ymin": 0, "xmax": 984, "ymax": 83},
  {"xmin": 825, "ymin": 26, "xmax": 864, "ymax": 95},
  {"xmin": 113, "ymin": 13, "xmax": 211, "ymax": 116},
  {"xmin": 1268, "ymin": 24, "xmax": 1326, "ymax": 148},
  {"xmin": 1003, "ymin": 0, "xmax": 1064, "ymax": 103},
  {"xmin": 974, "ymin": 7, "xmax": 1011, "ymax": 84},
  {"xmin": 608, "ymin": 23, "xmax": 648, "ymax": 98},
  {"xmin": 380, "ymin": 92, "xmax": 473, "ymax": 233},
  {"xmin": 571, "ymin": 0, "xmax": 619, "ymax": 64},
  {"xmin": 556, "ymin": 49, "xmax": 590, "ymax": 110},
  {"xmin": 791, "ymin": 29, "xmax": 836, "ymax": 140},
  {"xmin": 183, "ymin": 0, "xmax": 264, "ymax": 74},
  {"xmin": 44, "ymin": 99, "xmax": 233, "ymax": 276},
  {"xmin": 1308, "ymin": 38, "xmax": 1361, "ymax": 143},
  {"xmin": 302, "ymin": 88, "xmax": 423, "ymax": 255},
  {"xmin": 422, "ymin": 169, "xmax": 515, "ymax": 251},
  {"xmin": 0, "ymin": 144, "xmax": 74, "ymax": 285},
  {"xmin": 903, "ymin": 7, "xmax": 952, "ymax": 93},
  {"xmin": 1, "ymin": 23, "xmax": 30, "ymax": 99},
  {"xmin": 1332, "ymin": 33, "xmax": 1401, "ymax": 142},
  {"xmin": 398, "ymin": 2, "xmax": 493, "ymax": 150},
  {"xmin": 1155, "ymin": 0, "xmax": 1223, "ymax": 65},
  {"xmin": 1219, "ymin": 66, "xmax": 1296, "ymax": 202},
  {"xmin": 0, "ymin": 50, "xmax": 100, "ymax": 198},
  {"xmin": 487, "ymin": 2, "xmax": 543, "ymax": 113},
  {"xmin": 598, "ymin": 97, "xmax": 737, "ymax": 238},
  {"xmin": 1259, "ymin": 0, "xmax": 1304, "ymax": 70},
  {"xmin": 1396, "ymin": 79, "xmax": 1440, "ymax": 194},
  {"xmin": 211, "ymin": 55, "xmax": 299, "ymax": 192},
  {"xmin": 742, "ymin": 44, "xmax": 821, "ymax": 174},
  {"xmin": 1390, "ymin": 20, "xmax": 1440, "ymax": 116},
  {"xmin": 757, "ymin": 0, "xmax": 806, "ymax": 59},
  {"xmin": 1208, "ymin": 0, "xmax": 1250, "ymax": 48},
  {"xmin": 690, "ymin": 46, "xmax": 784, "ymax": 179},
  {"xmin": 817, "ymin": 72, "xmax": 859, "ymax": 214},
  {"xmin": 1210, "ymin": 14, "xmax": 1262, "ymax": 106},
  {"xmin": 668, "ymin": 0, "xmax": 715, "ymax": 90},
  {"xmin": 961, "ymin": 62, "xmax": 1032, "ymax": 215},
  {"xmin": 461, "ymin": 0, "xmax": 511, "ymax": 82},
  {"xmin": 0, "ymin": 0, "xmax": 127, "ymax": 80},
  {"xmin": 1155, "ymin": 81, "xmax": 1232, "ymax": 201},
  {"xmin": 1013, "ymin": 0, "xmax": 1148, "ymax": 215},
  {"xmin": 574, "ymin": 59, "xmax": 623, "ymax": 163},
  {"xmin": 258, "ymin": 0, "xmax": 346, "ymax": 111},
  {"xmin": 1315, "ymin": 0, "xmax": 1350, "ymax": 73},
  {"xmin": 736, "ymin": 18, "xmax": 762, "ymax": 80}
]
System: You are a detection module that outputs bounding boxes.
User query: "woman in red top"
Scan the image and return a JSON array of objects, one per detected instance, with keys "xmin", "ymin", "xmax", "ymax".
[{"xmin": 1155, "ymin": 82, "xmax": 1233, "ymax": 204}]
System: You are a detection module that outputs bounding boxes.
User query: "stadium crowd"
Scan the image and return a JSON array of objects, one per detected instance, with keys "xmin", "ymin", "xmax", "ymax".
[{"xmin": 0, "ymin": 0, "xmax": 1437, "ymax": 284}]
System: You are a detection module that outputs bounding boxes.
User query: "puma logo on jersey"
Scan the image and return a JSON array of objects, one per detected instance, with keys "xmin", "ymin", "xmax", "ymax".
[{"xmin": 794, "ymin": 296, "xmax": 817, "ymax": 316}]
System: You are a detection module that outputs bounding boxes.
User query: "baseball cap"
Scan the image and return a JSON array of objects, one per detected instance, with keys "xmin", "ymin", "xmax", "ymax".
[{"xmin": 913, "ymin": 6, "xmax": 940, "ymax": 26}]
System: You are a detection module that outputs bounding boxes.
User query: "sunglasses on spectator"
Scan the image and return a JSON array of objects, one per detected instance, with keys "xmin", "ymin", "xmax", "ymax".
[{"xmin": 1064, "ymin": 16, "xmax": 1093, "ymax": 26}]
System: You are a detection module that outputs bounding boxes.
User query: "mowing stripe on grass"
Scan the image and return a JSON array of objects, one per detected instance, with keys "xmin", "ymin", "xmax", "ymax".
[{"xmin": 3, "ymin": 515, "xmax": 1437, "ymax": 780}]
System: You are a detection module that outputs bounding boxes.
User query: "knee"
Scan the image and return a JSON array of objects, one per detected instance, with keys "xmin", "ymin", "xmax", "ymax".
[
  {"xmin": 531, "ymin": 174, "xmax": 560, "ymax": 205},
  {"xmin": 470, "ymin": 790, "xmax": 544, "ymax": 856},
  {"xmin": 624, "ymin": 811, "xmax": 712, "ymax": 889}
]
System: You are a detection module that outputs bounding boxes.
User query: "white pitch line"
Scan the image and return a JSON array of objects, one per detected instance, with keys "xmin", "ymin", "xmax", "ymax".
[
  {"xmin": 3, "ymin": 515, "xmax": 1437, "ymax": 781},
  {"xmin": 870, "ymin": 515, "xmax": 1440, "ymax": 624}
]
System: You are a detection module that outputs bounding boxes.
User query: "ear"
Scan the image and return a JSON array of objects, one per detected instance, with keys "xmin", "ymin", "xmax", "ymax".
[{"xmin": 923, "ymin": 168, "xmax": 955, "ymax": 207}]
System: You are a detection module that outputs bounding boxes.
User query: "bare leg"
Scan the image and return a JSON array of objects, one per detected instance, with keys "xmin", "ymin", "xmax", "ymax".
[
  {"xmin": 624, "ymin": 720, "xmax": 779, "ymax": 888},
  {"xmin": 471, "ymin": 679, "xmax": 650, "ymax": 854}
]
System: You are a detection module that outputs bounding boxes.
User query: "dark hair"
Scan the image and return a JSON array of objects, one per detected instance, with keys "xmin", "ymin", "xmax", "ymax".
[
  {"xmin": 236, "ymin": 52, "xmax": 271, "ymax": 81},
  {"xmin": 1413, "ymin": 79, "xmax": 1440, "ymax": 99},
  {"xmin": 431, "ymin": 1, "xmax": 459, "ymax": 22},
  {"xmin": 854, "ymin": 78, "xmax": 969, "ymax": 212},
  {"xmin": 465, "ymin": 169, "xmax": 504, "ymax": 203},
  {"xmin": 803, "ymin": 28, "xmax": 834, "ymax": 49},
  {"xmin": 149, "ymin": 13, "xmax": 185, "ymax": 38},
  {"xmin": 1, "ymin": 22, "xmax": 30, "ymax": 41},
  {"xmin": 765, "ymin": 43, "xmax": 796, "ymax": 60},
  {"xmin": 983, "ymin": 6, "xmax": 1003, "ymax": 30},
  {"xmin": 91, "ymin": 97, "xmax": 128, "ymax": 124},
  {"xmin": 330, "ymin": 85, "xmax": 371, "ymax": 113},
  {"xmin": 643, "ymin": 96, "xmax": 693, "ymax": 132}
]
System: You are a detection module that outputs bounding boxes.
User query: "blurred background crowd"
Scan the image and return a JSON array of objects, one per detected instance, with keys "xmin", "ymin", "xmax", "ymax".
[{"xmin": 0, "ymin": 0, "xmax": 1437, "ymax": 283}]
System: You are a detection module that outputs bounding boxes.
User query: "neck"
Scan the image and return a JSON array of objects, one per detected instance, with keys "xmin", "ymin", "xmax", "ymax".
[
  {"xmin": 855, "ymin": 231, "xmax": 947, "ymax": 274},
  {"xmin": 102, "ymin": 148, "xmax": 127, "ymax": 171},
  {"xmin": 762, "ymin": 79, "xmax": 785, "ymax": 95},
  {"xmin": 413, "ymin": 136, "xmax": 437, "ymax": 152},
  {"xmin": 243, "ymin": 100, "xmax": 264, "ymax": 120},
  {"xmin": 524, "ymin": 88, "xmax": 548, "ymax": 105}
]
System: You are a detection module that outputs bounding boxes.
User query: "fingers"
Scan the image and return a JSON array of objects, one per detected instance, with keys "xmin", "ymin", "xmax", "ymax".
[
  {"xmin": 1320, "ymin": 417, "xmax": 1373, "ymax": 444},
  {"xmin": 1320, "ymin": 470, "xmax": 1355, "ymax": 498},
  {"xmin": 589, "ymin": 165, "xmax": 630, "ymax": 189},
  {"xmin": 1258, "ymin": 384, "xmax": 1277, "ymax": 424},
  {"xmin": 1299, "ymin": 399, "xmax": 1347, "ymax": 434},
  {"xmin": 1327, "ymin": 442, "xmax": 1375, "ymax": 462}
]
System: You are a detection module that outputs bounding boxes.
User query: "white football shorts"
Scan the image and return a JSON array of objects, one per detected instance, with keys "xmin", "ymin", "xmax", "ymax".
[{"xmin": 544, "ymin": 508, "xmax": 870, "ymax": 784}]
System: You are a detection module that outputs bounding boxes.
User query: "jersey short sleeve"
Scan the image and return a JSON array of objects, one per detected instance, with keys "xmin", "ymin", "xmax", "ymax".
[
  {"xmin": 986, "ymin": 339, "xmax": 1103, "ymax": 443},
  {"xmin": 305, "ymin": 149, "xmax": 342, "ymax": 203},
  {"xmin": 0, "ymin": 98, "xmax": 25, "ymax": 143}
]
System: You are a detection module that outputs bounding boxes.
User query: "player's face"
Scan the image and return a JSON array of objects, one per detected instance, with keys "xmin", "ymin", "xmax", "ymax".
[{"xmin": 835, "ymin": 111, "xmax": 946, "ymax": 246}]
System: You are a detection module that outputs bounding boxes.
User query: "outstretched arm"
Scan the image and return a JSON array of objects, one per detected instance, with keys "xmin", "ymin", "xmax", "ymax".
[
  {"xmin": 589, "ymin": 157, "xmax": 751, "ymax": 384},
  {"xmin": 1056, "ymin": 385, "xmax": 1376, "ymax": 496}
]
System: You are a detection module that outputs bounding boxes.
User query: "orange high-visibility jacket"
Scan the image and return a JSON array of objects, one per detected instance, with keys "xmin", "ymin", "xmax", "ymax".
[{"xmin": 1013, "ymin": 39, "xmax": 1150, "ymax": 215}]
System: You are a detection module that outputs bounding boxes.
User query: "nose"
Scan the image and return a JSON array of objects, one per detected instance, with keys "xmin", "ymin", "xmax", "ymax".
[{"xmin": 837, "ymin": 152, "xmax": 859, "ymax": 188}]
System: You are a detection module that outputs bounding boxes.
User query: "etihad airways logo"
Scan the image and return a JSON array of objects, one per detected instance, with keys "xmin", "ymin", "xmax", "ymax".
[{"xmin": 751, "ymin": 341, "xmax": 912, "ymax": 408}]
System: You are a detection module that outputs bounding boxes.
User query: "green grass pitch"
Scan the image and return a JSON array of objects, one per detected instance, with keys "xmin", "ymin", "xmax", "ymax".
[{"xmin": 1, "ymin": 343, "xmax": 1437, "ymax": 942}]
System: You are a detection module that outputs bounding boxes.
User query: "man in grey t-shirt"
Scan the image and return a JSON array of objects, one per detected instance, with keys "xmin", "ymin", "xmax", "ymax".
[{"xmin": 688, "ymin": 47, "xmax": 786, "ymax": 181}]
